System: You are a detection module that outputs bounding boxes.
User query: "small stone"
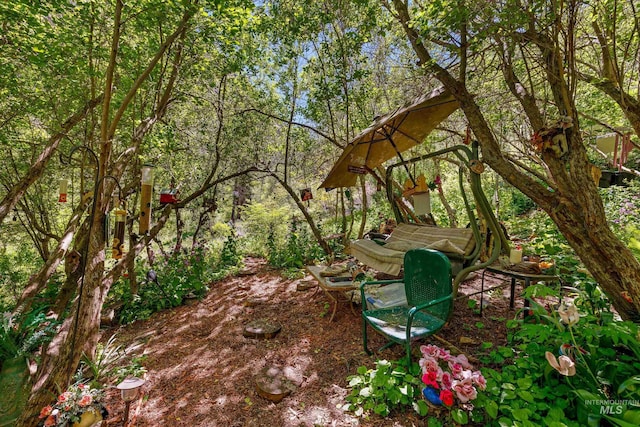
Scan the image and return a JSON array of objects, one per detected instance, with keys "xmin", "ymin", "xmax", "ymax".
[
  {"xmin": 255, "ymin": 366, "xmax": 297, "ymax": 403},
  {"xmin": 243, "ymin": 319, "xmax": 282, "ymax": 339},
  {"xmin": 243, "ymin": 298, "xmax": 261, "ymax": 307},
  {"xmin": 459, "ymin": 336, "xmax": 477, "ymax": 345}
]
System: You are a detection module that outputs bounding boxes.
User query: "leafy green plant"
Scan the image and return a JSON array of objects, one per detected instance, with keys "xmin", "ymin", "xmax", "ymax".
[
  {"xmin": 0, "ymin": 309, "xmax": 59, "ymax": 363},
  {"xmin": 218, "ymin": 231, "xmax": 242, "ymax": 268},
  {"xmin": 344, "ymin": 359, "xmax": 423, "ymax": 418},
  {"xmin": 112, "ymin": 245, "xmax": 215, "ymax": 324},
  {"xmin": 267, "ymin": 219, "xmax": 324, "ymax": 269},
  {"xmin": 81, "ymin": 334, "xmax": 146, "ymax": 387},
  {"xmin": 474, "ymin": 287, "xmax": 640, "ymax": 427},
  {"xmin": 111, "ymin": 355, "xmax": 147, "ymax": 384},
  {"xmin": 0, "ymin": 242, "xmax": 41, "ymax": 312},
  {"xmin": 81, "ymin": 334, "xmax": 123, "ymax": 386}
]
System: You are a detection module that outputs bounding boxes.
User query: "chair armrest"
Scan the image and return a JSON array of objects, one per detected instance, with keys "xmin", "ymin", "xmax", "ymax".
[
  {"xmin": 408, "ymin": 293, "xmax": 454, "ymax": 318},
  {"xmin": 359, "ymin": 279, "xmax": 404, "ymax": 290}
]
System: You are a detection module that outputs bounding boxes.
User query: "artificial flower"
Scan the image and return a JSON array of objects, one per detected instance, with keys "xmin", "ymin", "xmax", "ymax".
[
  {"xmin": 420, "ymin": 356, "xmax": 441, "ymax": 374},
  {"xmin": 423, "ymin": 386, "xmax": 443, "ymax": 405},
  {"xmin": 419, "ymin": 345, "xmax": 485, "ymax": 408},
  {"xmin": 38, "ymin": 405, "xmax": 53, "ymax": 419},
  {"xmin": 448, "ymin": 361, "xmax": 463, "ymax": 378},
  {"xmin": 39, "ymin": 382, "xmax": 105, "ymax": 427},
  {"xmin": 452, "ymin": 354, "xmax": 473, "ymax": 369},
  {"xmin": 78, "ymin": 394, "xmax": 92, "ymax": 407},
  {"xmin": 545, "ymin": 351, "xmax": 576, "ymax": 376},
  {"xmin": 420, "ymin": 344, "xmax": 450, "ymax": 360},
  {"xmin": 558, "ymin": 303, "xmax": 580, "ymax": 326},
  {"xmin": 439, "ymin": 389, "xmax": 454, "ymax": 406},
  {"xmin": 471, "ymin": 371, "xmax": 487, "ymax": 390},
  {"xmin": 452, "ymin": 377, "xmax": 478, "ymax": 403},
  {"xmin": 422, "ymin": 371, "xmax": 440, "ymax": 389},
  {"xmin": 440, "ymin": 371, "xmax": 453, "ymax": 390}
]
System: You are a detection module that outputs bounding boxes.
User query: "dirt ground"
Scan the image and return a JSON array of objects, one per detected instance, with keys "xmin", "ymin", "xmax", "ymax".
[{"xmin": 99, "ymin": 258, "xmax": 524, "ymax": 427}]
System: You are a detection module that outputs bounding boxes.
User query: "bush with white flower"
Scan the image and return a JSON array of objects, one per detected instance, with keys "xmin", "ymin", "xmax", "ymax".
[{"xmin": 38, "ymin": 382, "xmax": 104, "ymax": 427}]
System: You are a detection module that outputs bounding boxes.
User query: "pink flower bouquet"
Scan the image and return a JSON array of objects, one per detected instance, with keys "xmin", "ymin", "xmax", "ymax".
[{"xmin": 419, "ymin": 344, "xmax": 486, "ymax": 407}]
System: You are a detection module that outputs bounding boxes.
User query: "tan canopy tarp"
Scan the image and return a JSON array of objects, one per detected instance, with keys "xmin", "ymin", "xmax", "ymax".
[{"xmin": 320, "ymin": 87, "xmax": 459, "ymax": 188}]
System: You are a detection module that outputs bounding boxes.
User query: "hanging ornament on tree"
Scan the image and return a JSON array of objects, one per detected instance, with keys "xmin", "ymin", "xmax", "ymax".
[
  {"xmin": 58, "ymin": 179, "xmax": 68, "ymax": 203},
  {"xmin": 300, "ymin": 188, "xmax": 313, "ymax": 201},
  {"xmin": 139, "ymin": 164, "xmax": 154, "ymax": 234},
  {"xmin": 112, "ymin": 207, "xmax": 126, "ymax": 259}
]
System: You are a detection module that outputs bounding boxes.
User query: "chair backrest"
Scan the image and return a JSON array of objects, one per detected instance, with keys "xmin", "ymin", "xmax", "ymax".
[{"xmin": 403, "ymin": 248, "xmax": 452, "ymax": 320}]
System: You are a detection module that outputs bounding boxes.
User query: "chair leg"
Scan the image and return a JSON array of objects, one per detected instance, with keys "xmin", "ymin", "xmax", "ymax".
[
  {"xmin": 405, "ymin": 342, "xmax": 412, "ymax": 363},
  {"xmin": 362, "ymin": 316, "xmax": 372, "ymax": 355}
]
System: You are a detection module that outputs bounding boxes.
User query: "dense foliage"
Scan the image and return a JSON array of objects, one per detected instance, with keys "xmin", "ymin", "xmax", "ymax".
[{"xmin": 2, "ymin": 0, "xmax": 640, "ymax": 424}]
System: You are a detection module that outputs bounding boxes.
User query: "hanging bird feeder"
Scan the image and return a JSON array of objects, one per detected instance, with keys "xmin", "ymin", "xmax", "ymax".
[
  {"xmin": 112, "ymin": 206, "xmax": 126, "ymax": 259},
  {"xmin": 58, "ymin": 179, "xmax": 68, "ymax": 203},
  {"xmin": 160, "ymin": 188, "xmax": 180, "ymax": 205},
  {"xmin": 139, "ymin": 164, "xmax": 154, "ymax": 234}
]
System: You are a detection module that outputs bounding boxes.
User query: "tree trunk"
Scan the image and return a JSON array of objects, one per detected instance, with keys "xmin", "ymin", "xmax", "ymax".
[
  {"xmin": 269, "ymin": 172, "xmax": 332, "ymax": 257},
  {"xmin": 16, "ymin": 211, "xmax": 107, "ymax": 427},
  {"xmin": 51, "ymin": 250, "xmax": 83, "ymax": 316},
  {"xmin": 15, "ymin": 202, "xmax": 89, "ymax": 313},
  {"xmin": 17, "ymin": 207, "xmax": 173, "ymax": 427}
]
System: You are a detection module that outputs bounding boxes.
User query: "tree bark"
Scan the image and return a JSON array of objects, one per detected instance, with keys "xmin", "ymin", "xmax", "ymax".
[
  {"xmin": 268, "ymin": 172, "xmax": 333, "ymax": 257},
  {"xmin": 17, "ymin": 206, "xmax": 173, "ymax": 427},
  {"xmin": 14, "ymin": 200, "xmax": 90, "ymax": 313}
]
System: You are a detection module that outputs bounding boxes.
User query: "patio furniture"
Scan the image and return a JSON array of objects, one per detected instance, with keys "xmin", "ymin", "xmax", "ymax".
[
  {"xmin": 306, "ymin": 265, "xmax": 358, "ymax": 322},
  {"xmin": 350, "ymin": 223, "xmax": 476, "ymax": 277},
  {"xmin": 360, "ymin": 248, "xmax": 453, "ymax": 361},
  {"xmin": 479, "ymin": 265, "xmax": 560, "ymax": 316}
]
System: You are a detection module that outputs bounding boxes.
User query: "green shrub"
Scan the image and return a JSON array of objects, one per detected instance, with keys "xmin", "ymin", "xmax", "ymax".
[
  {"xmin": 0, "ymin": 308, "xmax": 59, "ymax": 363},
  {"xmin": 240, "ymin": 201, "xmax": 290, "ymax": 257},
  {"xmin": 0, "ymin": 242, "xmax": 41, "ymax": 311},
  {"xmin": 266, "ymin": 219, "xmax": 325, "ymax": 268},
  {"xmin": 112, "ymin": 245, "xmax": 214, "ymax": 324},
  {"xmin": 344, "ymin": 359, "xmax": 423, "ymax": 418},
  {"xmin": 511, "ymin": 190, "xmax": 536, "ymax": 216},
  {"xmin": 476, "ymin": 287, "xmax": 640, "ymax": 426}
]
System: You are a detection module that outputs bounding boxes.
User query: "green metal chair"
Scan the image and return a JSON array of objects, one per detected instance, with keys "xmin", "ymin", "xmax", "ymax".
[{"xmin": 360, "ymin": 248, "xmax": 453, "ymax": 361}]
